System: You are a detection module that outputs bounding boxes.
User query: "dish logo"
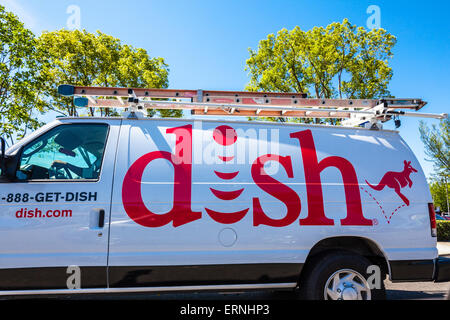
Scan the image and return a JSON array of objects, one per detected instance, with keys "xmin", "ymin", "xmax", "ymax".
[{"xmin": 122, "ymin": 125, "xmax": 373, "ymax": 228}]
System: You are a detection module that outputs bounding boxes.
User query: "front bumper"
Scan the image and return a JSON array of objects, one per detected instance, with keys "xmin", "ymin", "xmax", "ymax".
[{"xmin": 434, "ymin": 256, "xmax": 450, "ymax": 283}]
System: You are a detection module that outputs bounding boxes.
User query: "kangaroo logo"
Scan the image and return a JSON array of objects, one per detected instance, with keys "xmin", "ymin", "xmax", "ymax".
[{"xmin": 365, "ymin": 160, "xmax": 417, "ymax": 206}]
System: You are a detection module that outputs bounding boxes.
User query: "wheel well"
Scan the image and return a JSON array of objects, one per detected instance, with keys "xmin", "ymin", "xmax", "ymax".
[{"xmin": 299, "ymin": 236, "xmax": 389, "ymax": 282}]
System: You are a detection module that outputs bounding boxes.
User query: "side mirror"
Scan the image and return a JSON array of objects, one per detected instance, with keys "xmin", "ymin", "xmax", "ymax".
[
  {"xmin": 6, "ymin": 146, "xmax": 23, "ymax": 180},
  {"xmin": 0, "ymin": 140, "xmax": 23, "ymax": 181}
]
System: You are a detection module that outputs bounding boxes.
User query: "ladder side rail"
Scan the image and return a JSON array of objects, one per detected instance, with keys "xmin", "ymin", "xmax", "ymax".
[
  {"xmin": 78, "ymin": 98, "xmax": 381, "ymax": 115},
  {"xmin": 69, "ymin": 86, "xmax": 308, "ymax": 99}
]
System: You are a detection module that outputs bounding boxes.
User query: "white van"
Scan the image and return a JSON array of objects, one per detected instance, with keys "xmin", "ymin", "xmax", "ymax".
[{"xmin": 0, "ymin": 87, "xmax": 448, "ymax": 300}]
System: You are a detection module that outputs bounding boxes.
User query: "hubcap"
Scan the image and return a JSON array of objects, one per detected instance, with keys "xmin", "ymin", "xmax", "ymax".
[{"xmin": 324, "ymin": 269, "xmax": 371, "ymax": 300}]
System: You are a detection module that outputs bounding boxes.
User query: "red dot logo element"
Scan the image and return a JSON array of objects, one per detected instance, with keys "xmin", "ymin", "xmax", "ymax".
[{"xmin": 213, "ymin": 125, "xmax": 237, "ymax": 146}]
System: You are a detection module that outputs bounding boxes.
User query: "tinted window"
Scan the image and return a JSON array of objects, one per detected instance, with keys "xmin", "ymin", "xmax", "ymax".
[{"xmin": 17, "ymin": 124, "xmax": 108, "ymax": 180}]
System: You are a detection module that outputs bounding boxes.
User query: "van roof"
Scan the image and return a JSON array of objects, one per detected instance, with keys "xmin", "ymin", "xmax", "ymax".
[{"xmin": 57, "ymin": 116, "xmax": 401, "ymax": 134}]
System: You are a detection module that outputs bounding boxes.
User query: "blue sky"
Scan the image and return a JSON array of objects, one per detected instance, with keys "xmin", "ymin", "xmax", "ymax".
[{"xmin": 1, "ymin": 0, "xmax": 449, "ymax": 177}]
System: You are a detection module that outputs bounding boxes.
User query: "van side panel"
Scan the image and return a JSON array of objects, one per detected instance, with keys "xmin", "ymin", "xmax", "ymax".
[{"xmin": 108, "ymin": 119, "xmax": 436, "ymax": 287}]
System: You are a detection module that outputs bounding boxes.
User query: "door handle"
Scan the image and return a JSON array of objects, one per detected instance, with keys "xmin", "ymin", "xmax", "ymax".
[{"xmin": 98, "ymin": 209, "xmax": 105, "ymax": 228}]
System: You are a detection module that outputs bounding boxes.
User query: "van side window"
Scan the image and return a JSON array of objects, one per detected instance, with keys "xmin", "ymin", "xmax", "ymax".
[{"xmin": 17, "ymin": 124, "xmax": 109, "ymax": 181}]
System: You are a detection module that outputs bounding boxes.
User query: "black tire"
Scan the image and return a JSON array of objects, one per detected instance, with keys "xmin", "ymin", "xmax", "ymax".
[{"xmin": 298, "ymin": 251, "xmax": 386, "ymax": 300}]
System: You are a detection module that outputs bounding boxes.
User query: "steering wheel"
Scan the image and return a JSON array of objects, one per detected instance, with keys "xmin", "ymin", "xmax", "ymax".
[{"xmin": 50, "ymin": 161, "xmax": 73, "ymax": 179}]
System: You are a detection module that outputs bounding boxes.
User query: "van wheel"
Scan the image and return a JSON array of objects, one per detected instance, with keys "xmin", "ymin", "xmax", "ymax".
[{"xmin": 298, "ymin": 251, "xmax": 386, "ymax": 300}]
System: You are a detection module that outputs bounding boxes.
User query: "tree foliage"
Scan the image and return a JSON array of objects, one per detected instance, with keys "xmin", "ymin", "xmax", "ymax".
[
  {"xmin": 429, "ymin": 179, "xmax": 449, "ymax": 213},
  {"xmin": 0, "ymin": 5, "xmax": 46, "ymax": 145},
  {"xmin": 420, "ymin": 118, "xmax": 450, "ymax": 212},
  {"xmin": 419, "ymin": 118, "xmax": 450, "ymax": 177},
  {"xmin": 37, "ymin": 29, "xmax": 180, "ymax": 118},
  {"xmin": 0, "ymin": 4, "xmax": 179, "ymax": 147},
  {"xmin": 246, "ymin": 19, "xmax": 396, "ymax": 98},
  {"xmin": 245, "ymin": 19, "xmax": 396, "ymax": 122}
]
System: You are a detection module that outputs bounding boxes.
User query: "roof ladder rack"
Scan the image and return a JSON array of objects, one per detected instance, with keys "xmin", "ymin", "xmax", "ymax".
[{"xmin": 57, "ymin": 84, "xmax": 447, "ymax": 129}]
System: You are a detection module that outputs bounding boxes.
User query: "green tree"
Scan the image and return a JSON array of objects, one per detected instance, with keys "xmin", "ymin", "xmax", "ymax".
[
  {"xmin": 419, "ymin": 118, "xmax": 449, "ymax": 176},
  {"xmin": 420, "ymin": 118, "xmax": 450, "ymax": 212},
  {"xmin": 0, "ymin": 5, "xmax": 46, "ymax": 146},
  {"xmin": 245, "ymin": 19, "xmax": 396, "ymax": 122},
  {"xmin": 429, "ymin": 179, "xmax": 449, "ymax": 213},
  {"xmin": 37, "ymin": 29, "xmax": 180, "ymax": 118}
]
